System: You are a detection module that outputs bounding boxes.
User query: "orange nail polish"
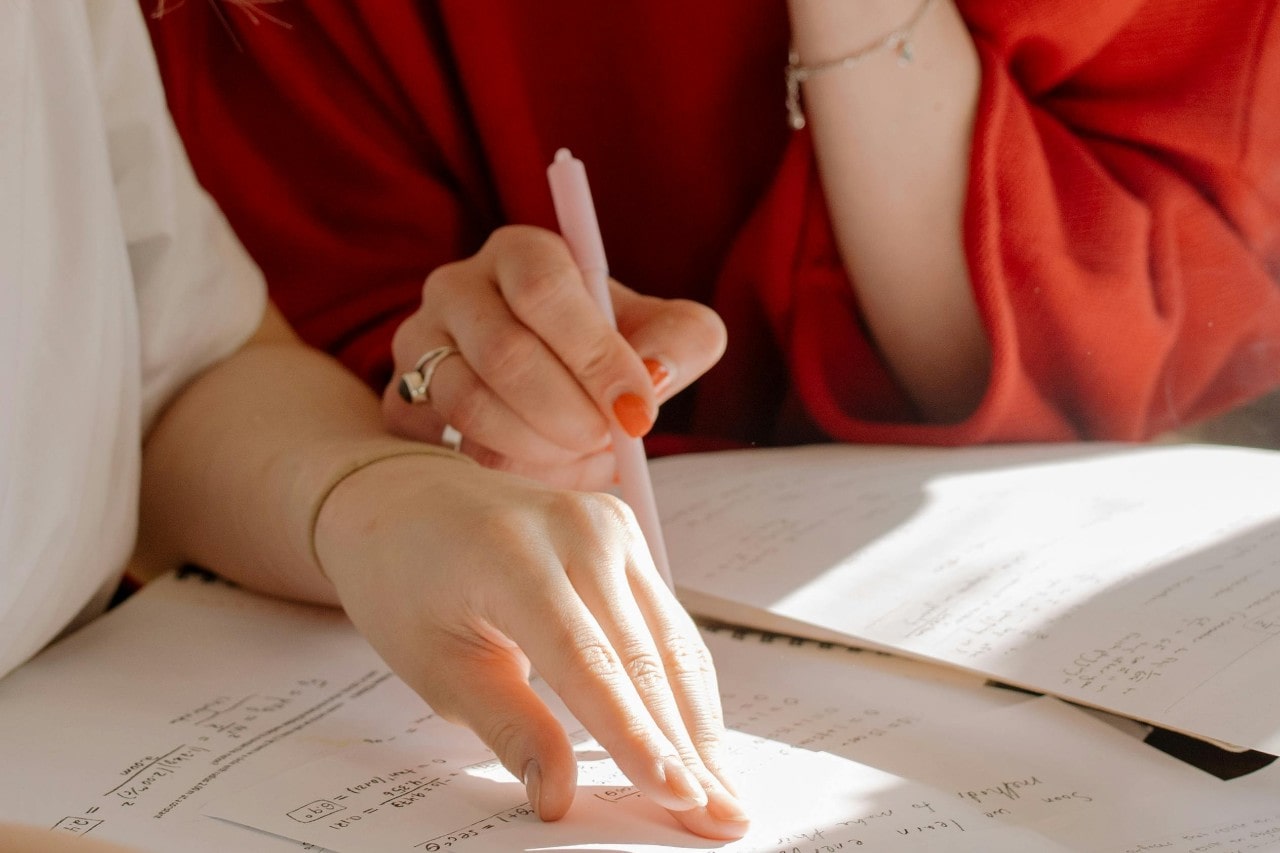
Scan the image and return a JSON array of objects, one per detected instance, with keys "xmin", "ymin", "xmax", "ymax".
[
  {"xmin": 643, "ymin": 358, "xmax": 672, "ymax": 394},
  {"xmin": 612, "ymin": 392, "xmax": 653, "ymax": 438}
]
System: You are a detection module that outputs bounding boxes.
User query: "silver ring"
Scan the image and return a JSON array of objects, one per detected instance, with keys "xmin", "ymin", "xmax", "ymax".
[
  {"xmin": 397, "ymin": 345, "xmax": 460, "ymax": 405},
  {"xmin": 441, "ymin": 424, "xmax": 463, "ymax": 452}
]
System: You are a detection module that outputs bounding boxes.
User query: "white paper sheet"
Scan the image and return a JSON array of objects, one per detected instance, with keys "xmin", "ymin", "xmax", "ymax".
[
  {"xmin": 206, "ymin": 635, "xmax": 1279, "ymax": 853},
  {"xmin": 204, "ymin": 627, "xmax": 1028, "ymax": 851},
  {"xmin": 0, "ymin": 572, "xmax": 426, "ymax": 851},
  {"xmin": 0, "ymin": 571, "xmax": 1009, "ymax": 851},
  {"xmin": 653, "ymin": 443, "xmax": 1280, "ymax": 752},
  {"xmin": 5, "ymin": 440, "xmax": 1280, "ymax": 853}
]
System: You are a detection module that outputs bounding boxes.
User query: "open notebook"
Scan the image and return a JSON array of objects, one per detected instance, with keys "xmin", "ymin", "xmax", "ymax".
[
  {"xmin": 4, "ymin": 441, "xmax": 1280, "ymax": 851},
  {"xmin": 2, "ymin": 569, "xmax": 1279, "ymax": 852},
  {"xmin": 651, "ymin": 441, "xmax": 1280, "ymax": 755}
]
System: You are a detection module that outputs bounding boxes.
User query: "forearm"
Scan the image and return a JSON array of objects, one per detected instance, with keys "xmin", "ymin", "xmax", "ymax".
[
  {"xmin": 135, "ymin": 305, "xmax": 445, "ymax": 604},
  {"xmin": 787, "ymin": 0, "xmax": 987, "ymax": 421}
]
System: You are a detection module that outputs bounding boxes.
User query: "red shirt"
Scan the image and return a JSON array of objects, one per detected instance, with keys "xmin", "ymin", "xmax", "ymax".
[{"xmin": 146, "ymin": 0, "xmax": 1280, "ymax": 451}]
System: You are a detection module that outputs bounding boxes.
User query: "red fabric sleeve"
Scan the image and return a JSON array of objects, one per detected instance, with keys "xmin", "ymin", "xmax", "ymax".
[
  {"xmin": 702, "ymin": 0, "xmax": 1280, "ymax": 445},
  {"xmin": 962, "ymin": 0, "xmax": 1280, "ymax": 441},
  {"xmin": 147, "ymin": 0, "xmax": 1280, "ymax": 450},
  {"xmin": 145, "ymin": 3, "xmax": 500, "ymax": 387}
]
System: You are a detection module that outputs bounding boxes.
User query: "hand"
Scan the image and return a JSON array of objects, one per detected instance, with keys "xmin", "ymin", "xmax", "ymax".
[
  {"xmin": 313, "ymin": 454, "xmax": 750, "ymax": 840},
  {"xmin": 382, "ymin": 225, "xmax": 726, "ymax": 490}
]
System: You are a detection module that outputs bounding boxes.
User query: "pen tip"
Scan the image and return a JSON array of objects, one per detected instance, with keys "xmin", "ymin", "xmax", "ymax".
[{"xmin": 554, "ymin": 147, "xmax": 573, "ymax": 162}]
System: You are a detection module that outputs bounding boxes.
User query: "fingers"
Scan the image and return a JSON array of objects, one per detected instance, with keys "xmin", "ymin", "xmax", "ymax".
[
  {"xmin": 385, "ymin": 225, "xmax": 728, "ymax": 487},
  {"xmin": 611, "ymin": 285, "xmax": 728, "ymax": 404},
  {"xmin": 626, "ymin": 568, "xmax": 730, "ymax": 787},
  {"xmin": 384, "ymin": 324, "xmax": 598, "ymax": 469},
  {"xmin": 319, "ymin": 458, "xmax": 745, "ymax": 838},
  {"xmin": 626, "ymin": 570, "xmax": 751, "ymax": 840},
  {"xmin": 424, "ymin": 599, "xmax": 747, "ymax": 839},
  {"xmin": 380, "ymin": 383, "xmax": 619, "ymax": 490},
  {"xmin": 430, "ymin": 222, "xmax": 655, "ymax": 440},
  {"xmin": 488, "ymin": 493, "xmax": 749, "ymax": 838},
  {"xmin": 463, "ymin": 443, "xmax": 621, "ymax": 492},
  {"xmin": 425, "ymin": 637, "xmax": 579, "ymax": 822},
  {"xmin": 583, "ymin": 544, "xmax": 750, "ymax": 838},
  {"xmin": 482, "ymin": 226, "xmax": 657, "ymax": 437}
]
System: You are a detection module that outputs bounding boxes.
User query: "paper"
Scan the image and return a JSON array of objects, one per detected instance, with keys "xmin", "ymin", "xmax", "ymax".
[
  {"xmin": 0, "ymin": 571, "xmax": 432, "ymax": 851},
  {"xmin": 207, "ymin": 631, "xmax": 1280, "ymax": 853},
  {"xmin": 653, "ymin": 443, "xmax": 1280, "ymax": 753},
  {"xmin": 5, "ymin": 438, "xmax": 1280, "ymax": 853},
  {"xmin": 204, "ymin": 627, "xmax": 1023, "ymax": 850},
  {"xmin": 0, "ymin": 570, "xmax": 1007, "ymax": 851},
  {"xmin": 0, "ymin": 571, "xmax": 1025, "ymax": 851}
]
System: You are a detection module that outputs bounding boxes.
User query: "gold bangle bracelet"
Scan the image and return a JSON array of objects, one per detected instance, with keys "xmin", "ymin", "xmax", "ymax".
[{"xmin": 308, "ymin": 445, "xmax": 476, "ymax": 579}]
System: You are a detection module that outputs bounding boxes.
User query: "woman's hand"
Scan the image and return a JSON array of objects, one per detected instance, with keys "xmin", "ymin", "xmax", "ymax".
[
  {"xmin": 381, "ymin": 225, "xmax": 726, "ymax": 490},
  {"xmin": 313, "ymin": 454, "xmax": 750, "ymax": 839}
]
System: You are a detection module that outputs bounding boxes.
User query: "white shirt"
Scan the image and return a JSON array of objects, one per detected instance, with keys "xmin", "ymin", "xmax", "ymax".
[{"xmin": 0, "ymin": 0, "xmax": 266, "ymax": 679}]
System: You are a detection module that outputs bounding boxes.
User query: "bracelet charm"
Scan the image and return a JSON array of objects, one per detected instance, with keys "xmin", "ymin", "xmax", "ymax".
[{"xmin": 785, "ymin": 0, "xmax": 938, "ymax": 130}]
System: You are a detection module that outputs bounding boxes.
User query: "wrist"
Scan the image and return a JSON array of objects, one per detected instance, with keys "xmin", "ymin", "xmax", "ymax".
[{"xmin": 308, "ymin": 441, "xmax": 476, "ymax": 581}]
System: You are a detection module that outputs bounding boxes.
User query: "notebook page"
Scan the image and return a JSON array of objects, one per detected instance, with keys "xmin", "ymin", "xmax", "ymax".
[{"xmin": 653, "ymin": 442, "xmax": 1280, "ymax": 753}]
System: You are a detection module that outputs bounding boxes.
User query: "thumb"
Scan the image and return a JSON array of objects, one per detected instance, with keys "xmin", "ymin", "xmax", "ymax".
[
  {"xmin": 610, "ymin": 285, "xmax": 727, "ymax": 401},
  {"xmin": 430, "ymin": 643, "xmax": 579, "ymax": 822}
]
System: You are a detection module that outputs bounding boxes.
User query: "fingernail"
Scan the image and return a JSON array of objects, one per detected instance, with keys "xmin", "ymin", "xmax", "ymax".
[
  {"xmin": 523, "ymin": 759, "xmax": 543, "ymax": 819},
  {"xmin": 612, "ymin": 393, "xmax": 653, "ymax": 438},
  {"xmin": 706, "ymin": 788, "xmax": 750, "ymax": 825},
  {"xmin": 660, "ymin": 756, "xmax": 707, "ymax": 809},
  {"xmin": 643, "ymin": 358, "xmax": 672, "ymax": 395},
  {"xmin": 710, "ymin": 761, "xmax": 740, "ymax": 797}
]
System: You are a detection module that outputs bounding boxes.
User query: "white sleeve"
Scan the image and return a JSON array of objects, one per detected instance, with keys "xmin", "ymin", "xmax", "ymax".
[{"xmin": 87, "ymin": 0, "xmax": 267, "ymax": 431}]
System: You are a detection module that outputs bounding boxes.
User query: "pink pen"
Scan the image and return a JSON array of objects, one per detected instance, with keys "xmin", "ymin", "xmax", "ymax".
[{"xmin": 547, "ymin": 148, "xmax": 674, "ymax": 589}]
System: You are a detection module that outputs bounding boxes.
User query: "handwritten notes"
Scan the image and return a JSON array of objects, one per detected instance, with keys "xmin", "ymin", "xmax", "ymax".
[
  {"xmin": 207, "ymin": 629, "xmax": 1279, "ymax": 853},
  {"xmin": 0, "ymin": 571, "xmax": 429, "ymax": 851},
  {"xmin": 5, "ymin": 440, "xmax": 1280, "ymax": 851},
  {"xmin": 654, "ymin": 443, "xmax": 1280, "ymax": 752}
]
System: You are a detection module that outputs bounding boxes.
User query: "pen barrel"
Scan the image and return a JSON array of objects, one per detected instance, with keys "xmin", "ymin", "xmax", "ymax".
[
  {"xmin": 548, "ymin": 156, "xmax": 610, "ymax": 296},
  {"xmin": 548, "ymin": 149, "xmax": 674, "ymax": 589},
  {"xmin": 612, "ymin": 432, "xmax": 674, "ymax": 588}
]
